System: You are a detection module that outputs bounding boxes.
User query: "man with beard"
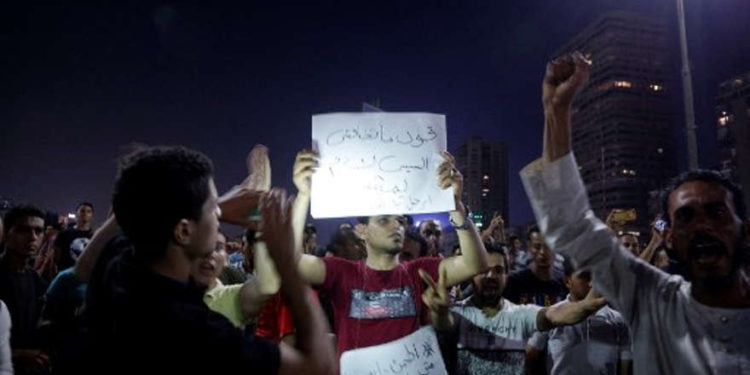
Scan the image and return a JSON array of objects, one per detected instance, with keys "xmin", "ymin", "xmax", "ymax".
[
  {"xmin": 420, "ymin": 245, "xmax": 605, "ymax": 375},
  {"xmin": 289, "ymin": 150, "xmax": 489, "ymax": 360},
  {"xmin": 521, "ymin": 52, "xmax": 750, "ymax": 374}
]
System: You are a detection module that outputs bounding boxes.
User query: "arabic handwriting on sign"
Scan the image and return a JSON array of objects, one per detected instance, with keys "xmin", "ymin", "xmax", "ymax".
[
  {"xmin": 325, "ymin": 125, "xmax": 439, "ymax": 148},
  {"xmin": 378, "ymin": 156, "xmax": 429, "ymax": 174}
]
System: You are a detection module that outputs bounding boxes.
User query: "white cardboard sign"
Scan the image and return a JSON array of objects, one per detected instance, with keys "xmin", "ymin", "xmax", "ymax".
[
  {"xmin": 340, "ymin": 326, "xmax": 448, "ymax": 375},
  {"xmin": 311, "ymin": 113, "xmax": 454, "ymax": 218}
]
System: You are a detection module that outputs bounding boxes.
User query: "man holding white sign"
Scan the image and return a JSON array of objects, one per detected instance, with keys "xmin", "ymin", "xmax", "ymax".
[{"xmin": 289, "ymin": 113, "xmax": 487, "ymax": 366}]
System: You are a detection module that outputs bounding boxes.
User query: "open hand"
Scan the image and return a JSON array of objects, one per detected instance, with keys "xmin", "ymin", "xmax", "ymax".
[{"xmin": 245, "ymin": 144, "xmax": 271, "ymax": 192}]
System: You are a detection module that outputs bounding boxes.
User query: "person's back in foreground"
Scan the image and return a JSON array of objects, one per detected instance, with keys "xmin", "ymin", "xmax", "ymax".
[{"xmin": 87, "ymin": 146, "xmax": 335, "ymax": 375}]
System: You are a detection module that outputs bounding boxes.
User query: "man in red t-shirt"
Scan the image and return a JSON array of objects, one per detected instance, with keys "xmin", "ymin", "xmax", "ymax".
[{"xmin": 289, "ymin": 150, "xmax": 489, "ymax": 359}]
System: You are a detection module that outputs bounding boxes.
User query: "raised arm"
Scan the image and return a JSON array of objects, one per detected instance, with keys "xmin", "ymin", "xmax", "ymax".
[
  {"xmin": 481, "ymin": 212, "xmax": 505, "ymax": 244},
  {"xmin": 260, "ymin": 189, "xmax": 335, "ymax": 375},
  {"xmin": 74, "ymin": 215, "xmax": 119, "ymax": 282},
  {"xmin": 291, "ymin": 150, "xmax": 326, "ymax": 285},
  {"xmin": 437, "ymin": 151, "xmax": 488, "ymax": 287},
  {"xmin": 536, "ymin": 288, "xmax": 605, "ymax": 331},
  {"xmin": 521, "ymin": 52, "xmax": 671, "ymax": 321},
  {"xmin": 238, "ymin": 240, "xmax": 280, "ymax": 319}
]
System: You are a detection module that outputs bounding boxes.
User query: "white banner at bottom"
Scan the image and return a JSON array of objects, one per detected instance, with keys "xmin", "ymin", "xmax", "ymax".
[{"xmin": 340, "ymin": 326, "xmax": 447, "ymax": 375}]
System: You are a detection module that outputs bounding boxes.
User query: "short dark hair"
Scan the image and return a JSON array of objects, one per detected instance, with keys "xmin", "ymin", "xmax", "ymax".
[
  {"xmin": 661, "ymin": 170, "xmax": 747, "ymax": 226},
  {"xmin": 563, "ymin": 256, "xmax": 575, "ymax": 277},
  {"xmin": 509, "ymin": 235, "xmax": 520, "ymax": 243},
  {"xmin": 112, "ymin": 146, "xmax": 213, "ymax": 259},
  {"xmin": 484, "ymin": 241, "xmax": 509, "ymax": 272},
  {"xmin": 3, "ymin": 205, "xmax": 46, "ymax": 234},
  {"xmin": 77, "ymin": 202, "xmax": 94, "ymax": 212},
  {"xmin": 526, "ymin": 225, "xmax": 540, "ymax": 240},
  {"xmin": 356, "ymin": 217, "xmax": 369, "ymax": 225}
]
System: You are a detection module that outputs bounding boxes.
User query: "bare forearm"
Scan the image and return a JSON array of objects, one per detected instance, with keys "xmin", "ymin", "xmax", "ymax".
[
  {"xmin": 451, "ymin": 209, "xmax": 487, "ymax": 279},
  {"xmin": 239, "ymin": 280, "xmax": 274, "ymax": 319},
  {"xmin": 279, "ymin": 271, "xmax": 332, "ymax": 369},
  {"xmin": 540, "ymin": 300, "xmax": 597, "ymax": 330},
  {"xmin": 292, "ymin": 193, "xmax": 310, "ymax": 258},
  {"xmin": 74, "ymin": 216, "xmax": 119, "ymax": 282},
  {"xmin": 639, "ymin": 237, "xmax": 660, "ymax": 263},
  {"xmin": 542, "ymin": 107, "xmax": 572, "ymax": 162}
]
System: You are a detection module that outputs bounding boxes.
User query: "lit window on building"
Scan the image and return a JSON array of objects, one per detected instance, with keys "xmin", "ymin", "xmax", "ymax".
[
  {"xmin": 482, "ymin": 175, "xmax": 489, "ymax": 180},
  {"xmin": 718, "ymin": 115, "xmax": 730, "ymax": 126},
  {"xmin": 621, "ymin": 169, "xmax": 636, "ymax": 176},
  {"xmin": 614, "ymin": 80, "xmax": 632, "ymax": 88},
  {"xmin": 657, "ymin": 148, "xmax": 664, "ymax": 154},
  {"xmin": 649, "ymin": 84, "xmax": 663, "ymax": 91},
  {"xmin": 482, "ymin": 188, "xmax": 490, "ymax": 193}
]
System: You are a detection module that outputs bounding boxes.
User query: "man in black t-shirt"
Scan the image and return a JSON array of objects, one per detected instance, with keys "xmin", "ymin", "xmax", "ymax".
[
  {"xmin": 1, "ymin": 205, "xmax": 51, "ymax": 373},
  {"xmin": 86, "ymin": 146, "xmax": 334, "ymax": 375},
  {"xmin": 53, "ymin": 202, "xmax": 94, "ymax": 273},
  {"xmin": 504, "ymin": 226, "xmax": 567, "ymax": 307}
]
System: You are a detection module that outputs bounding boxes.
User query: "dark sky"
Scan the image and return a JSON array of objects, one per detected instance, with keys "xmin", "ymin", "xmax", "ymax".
[{"xmin": 2, "ymin": 1, "xmax": 749, "ymax": 238}]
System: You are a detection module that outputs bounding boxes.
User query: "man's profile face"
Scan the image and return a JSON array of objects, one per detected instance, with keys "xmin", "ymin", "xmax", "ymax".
[
  {"xmin": 419, "ymin": 220, "xmax": 442, "ymax": 256},
  {"xmin": 666, "ymin": 181, "xmax": 745, "ymax": 289},
  {"xmin": 363, "ymin": 215, "xmax": 405, "ymax": 255},
  {"xmin": 528, "ymin": 231, "xmax": 552, "ymax": 269},
  {"xmin": 76, "ymin": 205, "xmax": 93, "ymax": 225},
  {"xmin": 472, "ymin": 253, "xmax": 507, "ymax": 306},
  {"xmin": 189, "ymin": 179, "xmax": 221, "ymax": 260},
  {"xmin": 5, "ymin": 216, "xmax": 45, "ymax": 258}
]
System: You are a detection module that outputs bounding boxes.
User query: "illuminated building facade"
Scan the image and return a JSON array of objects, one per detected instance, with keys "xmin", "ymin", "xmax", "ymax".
[{"xmin": 557, "ymin": 11, "xmax": 676, "ymax": 235}]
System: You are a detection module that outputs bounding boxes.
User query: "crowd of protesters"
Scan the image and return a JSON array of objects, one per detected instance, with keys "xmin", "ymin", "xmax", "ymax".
[{"xmin": 0, "ymin": 52, "xmax": 748, "ymax": 375}]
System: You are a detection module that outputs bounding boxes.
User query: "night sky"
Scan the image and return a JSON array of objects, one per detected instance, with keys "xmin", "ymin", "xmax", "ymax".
[{"xmin": 3, "ymin": 1, "xmax": 749, "ymax": 239}]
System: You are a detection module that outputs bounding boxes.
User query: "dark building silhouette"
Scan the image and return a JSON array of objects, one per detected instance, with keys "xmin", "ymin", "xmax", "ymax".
[
  {"xmin": 454, "ymin": 136, "xmax": 509, "ymax": 229},
  {"xmin": 716, "ymin": 71, "xmax": 750, "ymax": 207}
]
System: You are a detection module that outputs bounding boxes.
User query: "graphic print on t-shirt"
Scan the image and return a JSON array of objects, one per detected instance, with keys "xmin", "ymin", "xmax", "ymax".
[{"xmin": 349, "ymin": 286, "xmax": 417, "ymax": 319}]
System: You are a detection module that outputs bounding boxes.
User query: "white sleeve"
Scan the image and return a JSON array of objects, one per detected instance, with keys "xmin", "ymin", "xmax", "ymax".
[
  {"xmin": 0, "ymin": 301, "xmax": 13, "ymax": 375},
  {"xmin": 520, "ymin": 154, "xmax": 676, "ymax": 323}
]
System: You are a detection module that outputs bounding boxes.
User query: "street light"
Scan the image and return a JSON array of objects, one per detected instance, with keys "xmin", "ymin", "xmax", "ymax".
[{"xmin": 676, "ymin": 0, "xmax": 699, "ymax": 170}]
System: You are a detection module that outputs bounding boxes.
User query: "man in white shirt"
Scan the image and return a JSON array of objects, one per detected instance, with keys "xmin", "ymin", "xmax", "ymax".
[
  {"xmin": 525, "ymin": 258, "xmax": 631, "ymax": 375},
  {"xmin": 421, "ymin": 246, "xmax": 605, "ymax": 375},
  {"xmin": 520, "ymin": 51, "xmax": 750, "ymax": 374}
]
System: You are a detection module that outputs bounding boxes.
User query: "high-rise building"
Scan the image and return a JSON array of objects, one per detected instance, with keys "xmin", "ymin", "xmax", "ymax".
[
  {"xmin": 556, "ymin": 11, "xmax": 676, "ymax": 235},
  {"xmin": 454, "ymin": 136, "xmax": 509, "ymax": 229},
  {"xmin": 716, "ymin": 71, "xmax": 750, "ymax": 206}
]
